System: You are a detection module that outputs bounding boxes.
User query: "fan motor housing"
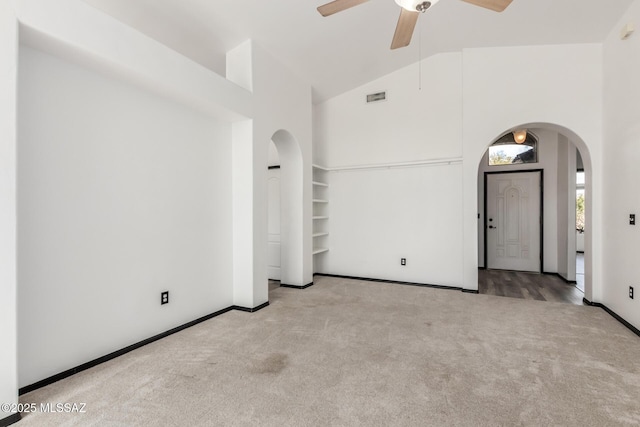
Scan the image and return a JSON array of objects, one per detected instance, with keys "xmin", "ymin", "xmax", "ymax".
[{"xmin": 416, "ymin": 2, "xmax": 432, "ymax": 12}]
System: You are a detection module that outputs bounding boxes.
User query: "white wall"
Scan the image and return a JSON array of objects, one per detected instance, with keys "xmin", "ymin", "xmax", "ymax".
[
  {"xmin": 477, "ymin": 129, "xmax": 559, "ymax": 272},
  {"xmin": 17, "ymin": 46, "xmax": 234, "ymax": 387},
  {"xmin": 556, "ymin": 135, "xmax": 577, "ymax": 282},
  {"xmin": 315, "ymin": 53, "xmax": 463, "ymax": 167},
  {"xmin": 556, "ymin": 136, "xmax": 570, "ymax": 280},
  {"xmin": 602, "ymin": 0, "xmax": 640, "ymax": 329},
  {"xmin": 226, "ymin": 39, "xmax": 252, "ymax": 92},
  {"xmin": 252, "ymin": 44, "xmax": 313, "ymax": 292},
  {"xmin": 0, "ymin": 0, "xmax": 19, "ymax": 414},
  {"xmin": 16, "ymin": 0, "xmax": 251, "ymax": 122},
  {"xmin": 316, "ymin": 45, "xmax": 603, "ymax": 293},
  {"xmin": 231, "ymin": 119, "xmax": 256, "ymax": 307},
  {"xmin": 268, "ymin": 140, "xmax": 279, "ymax": 167},
  {"xmin": 326, "ymin": 165, "xmax": 463, "ymax": 286},
  {"xmin": 462, "ymin": 44, "xmax": 603, "ymax": 294},
  {"xmin": 314, "ymin": 53, "xmax": 464, "ymax": 286},
  {"xmin": 230, "ymin": 40, "xmax": 313, "ymax": 306},
  {"xmin": 2, "ymin": 0, "xmax": 314, "ymax": 403}
]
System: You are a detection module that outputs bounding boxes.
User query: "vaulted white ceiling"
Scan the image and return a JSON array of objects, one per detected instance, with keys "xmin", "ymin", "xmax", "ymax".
[{"xmin": 82, "ymin": 0, "xmax": 633, "ymax": 103}]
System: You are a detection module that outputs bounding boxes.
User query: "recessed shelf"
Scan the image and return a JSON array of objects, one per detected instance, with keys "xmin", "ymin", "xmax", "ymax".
[{"xmin": 313, "ymin": 165, "xmax": 329, "ymax": 268}]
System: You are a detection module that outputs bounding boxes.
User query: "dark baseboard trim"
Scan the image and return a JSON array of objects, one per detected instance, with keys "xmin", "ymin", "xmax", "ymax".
[
  {"xmin": 315, "ymin": 273, "xmax": 461, "ymax": 292},
  {"xmin": 232, "ymin": 301, "xmax": 270, "ymax": 313},
  {"xmin": 543, "ymin": 272, "xmax": 577, "ymax": 284},
  {"xmin": 583, "ymin": 298, "xmax": 640, "ymax": 338},
  {"xmin": 0, "ymin": 413, "xmax": 20, "ymax": 427},
  {"xmin": 19, "ymin": 302, "xmax": 268, "ymax": 396},
  {"xmin": 280, "ymin": 282, "xmax": 314, "ymax": 289},
  {"xmin": 478, "ymin": 267, "xmax": 487, "ymax": 270},
  {"xmin": 462, "ymin": 289, "xmax": 480, "ymax": 294}
]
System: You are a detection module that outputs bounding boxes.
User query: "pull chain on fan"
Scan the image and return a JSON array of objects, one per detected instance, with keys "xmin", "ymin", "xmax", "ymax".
[{"xmin": 418, "ymin": 19, "xmax": 422, "ymax": 90}]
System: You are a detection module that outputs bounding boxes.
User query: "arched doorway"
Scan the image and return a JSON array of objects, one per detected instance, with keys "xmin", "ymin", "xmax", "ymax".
[
  {"xmin": 475, "ymin": 124, "xmax": 593, "ymax": 302},
  {"xmin": 268, "ymin": 129, "xmax": 305, "ymax": 290}
]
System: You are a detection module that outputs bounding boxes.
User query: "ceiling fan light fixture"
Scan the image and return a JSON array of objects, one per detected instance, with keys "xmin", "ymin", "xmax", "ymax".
[
  {"xmin": 513, "ymin": 129, "xmax": 528, "ymax": 144},
  {"xmin": 394, "ymin": 0, "xmax": 438, "ymax": 12}
]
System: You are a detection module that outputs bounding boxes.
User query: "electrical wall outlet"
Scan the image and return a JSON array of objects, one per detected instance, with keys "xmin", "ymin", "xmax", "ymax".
[
  {"xmin": 630, "ymin": 214, "xmax": 636, "ymax": 225},
  {"xmin": 161, "ymin": 291, "xmax": 169, "ymax": 305},
  {"xmin": 401, "ymin": 258, "xmax": 406, "ymax": 266},
  {"xmin": 630, "ymin": 286, "xmax": 634, "ymax": 299}
]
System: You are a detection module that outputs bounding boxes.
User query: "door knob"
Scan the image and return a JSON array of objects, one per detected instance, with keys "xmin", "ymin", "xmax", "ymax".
[{"xmin": 489, "ymin": 225, "xmax": 497, "ymax": 229}]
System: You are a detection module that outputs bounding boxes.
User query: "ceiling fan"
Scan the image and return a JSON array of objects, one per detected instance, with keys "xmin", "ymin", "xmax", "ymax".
[{"xmin": 317, "ymin": 0, "xmax": 513, "ymax": 49}]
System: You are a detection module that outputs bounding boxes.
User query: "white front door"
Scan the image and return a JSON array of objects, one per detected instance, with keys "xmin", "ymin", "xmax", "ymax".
[
  {"xmin": 267, "ymin": 169, "xmax": 281, "ymax": 280},
  {"xmin": 486, "ymin": 171, "xmax": 541, "ymax": 272}
]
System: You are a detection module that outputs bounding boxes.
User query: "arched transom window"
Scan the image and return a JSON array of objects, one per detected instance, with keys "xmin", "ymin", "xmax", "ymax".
[{"xmin": 488, "ymin": 132, "xmax": 538, "ymax": 166}]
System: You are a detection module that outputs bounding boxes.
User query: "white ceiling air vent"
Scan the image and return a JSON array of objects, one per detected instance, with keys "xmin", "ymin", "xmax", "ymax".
[{"xmin": 366, "ymin": 91, "xmax": 387, "ymax": 103}]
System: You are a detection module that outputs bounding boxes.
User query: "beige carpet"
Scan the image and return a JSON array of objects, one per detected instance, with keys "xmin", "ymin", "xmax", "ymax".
[{"xmin": 18, "ymin": 276, "xmax": 640, "ymax": 426}]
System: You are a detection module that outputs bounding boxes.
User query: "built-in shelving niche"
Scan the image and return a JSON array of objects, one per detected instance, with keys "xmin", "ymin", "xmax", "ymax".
[{"xmin": 312, "ymin": 165, "xmax": 329, "ymax": 268}]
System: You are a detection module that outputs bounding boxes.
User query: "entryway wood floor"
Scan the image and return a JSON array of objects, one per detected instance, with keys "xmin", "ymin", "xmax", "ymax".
[
  {"xmin": 269, "ymin": 279, "xmax": 280, "ymax": 292},
  {"xmin": 479, "ymin": 269, "xmax": 584, "ymax": 305}
]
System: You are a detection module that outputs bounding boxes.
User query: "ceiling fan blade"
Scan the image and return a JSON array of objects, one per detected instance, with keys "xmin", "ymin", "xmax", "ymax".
[
  {"xmin": 317, "ymin": 0, "xmax": 369, "ymax": 17},
  {"xmin": 460, "ymin": 0, "xmax": 513, "ymax": 12},
  {"xmin": 390, "ymin": 8, "xmax": 419, "ymax": 50}
]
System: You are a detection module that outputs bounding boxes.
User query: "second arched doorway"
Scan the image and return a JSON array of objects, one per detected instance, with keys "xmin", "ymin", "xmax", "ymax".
[
  {"xmin": 476, "ymin": 125, "xmax": 593, "ymax": 303},
  {"xmin": 266, "ymin": 129, "xmax": 305, "ymax": 291}
]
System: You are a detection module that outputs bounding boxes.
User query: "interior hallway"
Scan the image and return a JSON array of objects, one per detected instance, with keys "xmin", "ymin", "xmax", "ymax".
[
  {"xmin": 269, "ymin": 279, "xmax": 280, "ymax": 292},
  {"xmin": 478, "ymin": 269, "xmax": 584, "ymax": 305}
]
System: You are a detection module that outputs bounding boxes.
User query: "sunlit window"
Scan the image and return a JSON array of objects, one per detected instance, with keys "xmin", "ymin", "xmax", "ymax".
[
  {"xmin": 488, "ymin": 132, "xmax": 538, "ymax": 166},
  {"xmin": 577, "ymin": 171, "xmax": 585, "ymax": 232}
]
